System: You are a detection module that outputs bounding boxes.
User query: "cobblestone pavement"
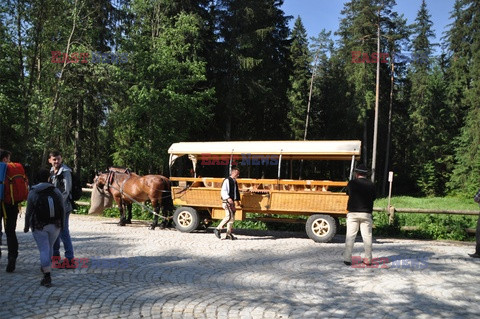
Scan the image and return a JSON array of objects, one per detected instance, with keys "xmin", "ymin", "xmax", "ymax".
[{"xmin": 1, "ymin": 213, "xmax": 480, "ymax": 319}]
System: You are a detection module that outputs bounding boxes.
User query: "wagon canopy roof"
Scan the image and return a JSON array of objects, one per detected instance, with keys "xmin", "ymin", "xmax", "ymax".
[{"xmin": 168, "ymin": 140, "xmax": 361, "ymax": 162}]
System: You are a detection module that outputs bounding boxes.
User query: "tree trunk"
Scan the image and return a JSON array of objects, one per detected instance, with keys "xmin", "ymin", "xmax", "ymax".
[
  {"xmin": 41, "ymin": 0, "xmax": 79, "ymax": 164},
  {"xmin": 371, "ymin": 10, "xmax": 381, "ymax": 183},
  {"xmin": 16, "ymin": 1, "xmax": 27, "ymax": 150},
  {"xmin": 74, "ymin": 99, "xmax": 83, "ymax": 178},
  {"xmin": 382, "ymin": 55, "xmax": 395, "ymax": 196},
  {"xmin": 363, "ymin": 120, "xmax": 368, "ymax": 165}
]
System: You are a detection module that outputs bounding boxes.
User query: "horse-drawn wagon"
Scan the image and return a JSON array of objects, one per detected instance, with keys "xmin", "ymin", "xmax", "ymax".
[{"xmin": 168, "ymin": 140, "xmax": 361, "ymax": 242}]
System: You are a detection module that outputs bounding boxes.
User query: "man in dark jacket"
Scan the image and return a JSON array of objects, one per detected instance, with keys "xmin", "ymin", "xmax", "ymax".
[{"xmin": 343, "ymin": 164, "xmax": 376, "ymax": 266}]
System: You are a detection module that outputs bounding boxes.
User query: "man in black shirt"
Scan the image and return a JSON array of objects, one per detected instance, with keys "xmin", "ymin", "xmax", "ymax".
[{"xmin": 343, "ymin": 164, "xmax": 376, "ymax": 266}]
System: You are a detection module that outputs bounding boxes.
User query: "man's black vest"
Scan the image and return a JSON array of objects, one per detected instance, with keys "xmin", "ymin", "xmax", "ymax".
[{"xmin": 225, "ymin": 177, "xmax": 240, "ymax": 201}]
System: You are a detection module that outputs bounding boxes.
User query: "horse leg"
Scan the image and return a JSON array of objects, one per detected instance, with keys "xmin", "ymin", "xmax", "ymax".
[
  {"xmin": 149, "ymin": 199, "xmax": 163, "ymax": 230},
  {"xmin": 161, "ymin": 207, "xmax": 173, "ymax": 228},
  {"xmin": 118, "ymin": 199, "xmax": 126, "ymax": 226},
  {"xmin": 149, "ymin": 208, "xmax": 159, "ymax": 230},
  {"xmin": 125, "ymin": 203, "xmax": 132, "ymax": 224},
  {"xmin": 160, "ymin": 207, "xmax": 169, "ymax": 229}
]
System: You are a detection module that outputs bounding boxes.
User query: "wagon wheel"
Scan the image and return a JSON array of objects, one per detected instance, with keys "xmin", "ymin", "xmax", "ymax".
[
  {"xmin": 305, "ymin": 214, "xmax": 337, "ymax": 243},
  {"xmin": 173, "ymin": 206, "xmax": 200, "ymax": 233}
]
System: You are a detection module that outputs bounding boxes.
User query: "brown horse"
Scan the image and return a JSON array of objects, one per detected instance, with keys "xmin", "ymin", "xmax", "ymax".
[{"xmin": 92, "ymin": 168, "xmax": 174, "ymax": 228}]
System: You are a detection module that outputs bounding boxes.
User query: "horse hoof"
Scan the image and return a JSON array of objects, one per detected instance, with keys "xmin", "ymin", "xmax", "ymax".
[
  {"xmin": 125, "ymin": 219, "xmax": 132, "ymax": 224},
  {"xmin": 118, "ymin": 221, "xmax": 126, "ymax": 226},
  {"xmin": 149, "ymin": 224, "xmax": 156, "ymax": 230}
]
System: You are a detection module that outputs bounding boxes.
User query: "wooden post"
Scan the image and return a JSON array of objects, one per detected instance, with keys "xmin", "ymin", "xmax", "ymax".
[{"xmin": 388, "ymin": 205, "xmax": 395, "ymax": 225}]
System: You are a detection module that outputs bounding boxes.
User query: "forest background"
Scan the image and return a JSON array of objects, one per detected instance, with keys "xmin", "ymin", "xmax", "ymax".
[{"xmin": 0, "ymin": 0, "xmax": 479, "ymax": 199}]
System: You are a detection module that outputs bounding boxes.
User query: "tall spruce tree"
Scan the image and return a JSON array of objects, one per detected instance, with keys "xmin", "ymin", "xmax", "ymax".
[
  {"xmin": 287, "ymin": 17, "xmax": 311, "ymax": 140},
  {"xmin": 215, "ymin": 0, "xmax": 290, "ymax": 140},
  {"xmin": 336, "ymin": 0, "xmax": 396, "ymax": 183},
  {"xmin": 406, "ymin": 0, "xmax": 452, "ymax": 196},
  {"xmin": 308, "ymin": 29, "xmax": 341, "ymax": 140},
  {"xmin": 381, "ymin": 11, "xmax": 410, "ymax": 195},
  {"xmin": 447, "ymin": 0, "xmax": 480, "ymax": 196}
]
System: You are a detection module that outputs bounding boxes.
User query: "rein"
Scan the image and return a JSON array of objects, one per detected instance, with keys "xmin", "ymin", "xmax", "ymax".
[{"xmin": 174, "ymin": 182, "xmax": 196, "ymax": 197}]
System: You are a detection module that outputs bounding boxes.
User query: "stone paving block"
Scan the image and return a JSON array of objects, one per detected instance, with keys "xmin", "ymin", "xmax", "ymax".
[{"xmin": 1, "ymin": 214, "xmax": 480, "ymax": 318}]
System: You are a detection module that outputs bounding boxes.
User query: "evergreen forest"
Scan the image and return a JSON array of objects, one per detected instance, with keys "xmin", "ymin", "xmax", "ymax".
[{"xmin": 0, "ymin": 0, "xmax": 479, "ymax": 198}]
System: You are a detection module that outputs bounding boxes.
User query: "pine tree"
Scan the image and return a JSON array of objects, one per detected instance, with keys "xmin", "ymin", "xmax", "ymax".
[
  {"xmin": 406, "ymin": 0, "xmax": 452, "ymax": 196},
  {"xmin": 381, "ymin": 11, "xmax": 410, "ymax": 195},
  {"xmin": 336, "ymin": 0, "xmax": 396, "ymax": 180},
  {"xmin": 447, "ymin": 0, "xmax": 480, "ymax": 196},
  {"xmin": 215, "ymin": 0, "xmax": 290, "ymax": 140},
  {"xmin": 287, "ymin": 17, "xmax": 311, "ymax": 140},
  {"xmin": 308, "ymin": 29, "xmax": 341, "ymax": 140}
]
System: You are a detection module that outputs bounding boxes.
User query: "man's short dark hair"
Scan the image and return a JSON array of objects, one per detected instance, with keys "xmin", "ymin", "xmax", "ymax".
[
  {"xmin": 35, "ymin": 168, "xmax": 51, "ymax": 184},
  {"xmin": 231, "ymin": 166, "xmax": 240, "ymax": 173},
  {"xmin": 0, "ymin": 149, "xmax": 11, "ymax": 161},
  {"xmin": 49, "ymin": 150, "xmax": 61, "ymax": 158}
]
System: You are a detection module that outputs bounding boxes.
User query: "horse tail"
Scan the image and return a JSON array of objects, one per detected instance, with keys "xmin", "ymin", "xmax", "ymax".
[{"xmin": 161, "ymin": 177, "xmax": 174, "ymax": 212}]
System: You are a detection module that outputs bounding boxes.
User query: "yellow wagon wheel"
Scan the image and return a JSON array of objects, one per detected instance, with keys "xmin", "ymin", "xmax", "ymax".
[
  {"xmin": 306, "ymin": 214, "xmax": 337, "ymax": 243},
  {"xmin": 173, "ymin": 206, "xmax": 200, "ymax": 232}
]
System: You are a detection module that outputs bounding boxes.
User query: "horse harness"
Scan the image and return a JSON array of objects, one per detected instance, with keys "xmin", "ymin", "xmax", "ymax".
[{"xmin": 104, "ymin": 169, "xmax": 171, "ymax": 220}]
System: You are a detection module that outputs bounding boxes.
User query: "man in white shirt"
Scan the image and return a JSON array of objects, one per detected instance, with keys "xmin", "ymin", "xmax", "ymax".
[{"xmin": 214, "ymin": 167, "xmax": 242, "ymax": 240}]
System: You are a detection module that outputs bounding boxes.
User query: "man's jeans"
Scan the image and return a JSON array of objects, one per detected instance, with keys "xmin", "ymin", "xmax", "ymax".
[
  {"xmin": 344, "ymin": 212, "xmax": 373, "ymax": 263},
  {"xmin": 53, "ymin": 211, "xmax": 74, "ymax": 259},
  {"xmin": 33, "ymin": 224, "xmax": 60, "ymax": 273}
]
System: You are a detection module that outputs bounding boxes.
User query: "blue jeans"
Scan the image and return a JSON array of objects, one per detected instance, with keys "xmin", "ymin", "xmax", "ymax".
[
  {"xmin": 53, "ymin": 211, "xmax": 74, "ymax": 259},
  {"xmin": 33, "ymin": 224, "xmax": 60, "ymax": 273}
]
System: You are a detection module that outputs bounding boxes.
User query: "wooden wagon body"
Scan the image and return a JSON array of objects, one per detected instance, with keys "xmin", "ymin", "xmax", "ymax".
[{"xmin": 168, "ymin": 140, "xmax": 361, "ymax": 242}]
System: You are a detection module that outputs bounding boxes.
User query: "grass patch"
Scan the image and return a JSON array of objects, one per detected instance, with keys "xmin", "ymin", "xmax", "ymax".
[
  {"xmin": 375, "ymin": 196, "xmax": 479, "ymax": 211},
  {"xmin": 373, "ymin": 196, "xmax": 479, "ymax": 241}
]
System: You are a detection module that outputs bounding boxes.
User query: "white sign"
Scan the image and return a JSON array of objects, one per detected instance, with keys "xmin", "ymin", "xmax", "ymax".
[{"xmin": 388, "ymin": 171, "xmax": 394, "ymax": 182}]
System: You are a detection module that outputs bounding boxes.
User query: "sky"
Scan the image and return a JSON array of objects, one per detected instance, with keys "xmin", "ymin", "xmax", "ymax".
[{"xmin": 281, "ymin": 0, "xmax": 454, "ymax": 53}]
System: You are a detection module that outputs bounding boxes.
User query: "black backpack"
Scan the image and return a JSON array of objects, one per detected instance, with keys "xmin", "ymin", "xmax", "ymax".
[
  {"xmin": 70, "ymin": 172, "xmax": 83, "ymax": 201},
  {"xmin": 58, "ymin": 170, "xmax": 82, "ymax": 201},
  {"xmin": 34, "ymin": 186, "xmax": 63, "ymax": 224}
]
